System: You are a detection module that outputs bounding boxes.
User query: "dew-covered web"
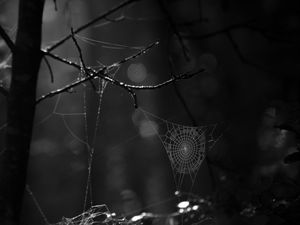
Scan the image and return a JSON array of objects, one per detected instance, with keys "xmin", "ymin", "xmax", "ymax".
[
  {"xmin": 25, "ymin": 62, "xmax": 120, "ymax": 224},
  {"xmin": 138, "ymin": 108, "xmax": 222, "ymax": 191},
  {"xmin": 20, "ymin": 16, "xmax": 161, "ymax": 222}
]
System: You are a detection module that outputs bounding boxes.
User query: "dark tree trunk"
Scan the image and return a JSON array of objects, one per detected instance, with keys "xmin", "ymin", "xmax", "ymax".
[{"xmin": 0, "ymin": 0, "xmax": 45, "ymax": 224}]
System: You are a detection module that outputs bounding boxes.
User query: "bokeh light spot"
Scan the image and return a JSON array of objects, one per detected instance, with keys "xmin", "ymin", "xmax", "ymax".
[
  {"xmin": 131, "ymin": 109, "xmax": 144, "ymax": 126},
  {"xmin": 139, "ymin": 120, "xmax": 158, "ymax": 138},
  {"xmin": 127, "ymin": 63, "xmax": 147, "ymax": 83}
]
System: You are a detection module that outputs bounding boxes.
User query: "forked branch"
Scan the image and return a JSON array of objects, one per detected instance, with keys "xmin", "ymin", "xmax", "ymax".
[{"xmin": 38, "ymin": 39, "xmax": 204, "ymax": 107}]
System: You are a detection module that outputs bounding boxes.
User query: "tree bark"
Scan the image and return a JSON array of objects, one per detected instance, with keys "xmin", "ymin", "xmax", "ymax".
[{"xmin": 0, "ymin": 0, "xmax": 45, "ymax": 224}]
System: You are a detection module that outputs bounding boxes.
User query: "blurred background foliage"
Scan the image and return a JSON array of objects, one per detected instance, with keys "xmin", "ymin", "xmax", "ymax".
[{"xmin": 1, "ymin": 0, "xmax": 300, "ymax": 224}]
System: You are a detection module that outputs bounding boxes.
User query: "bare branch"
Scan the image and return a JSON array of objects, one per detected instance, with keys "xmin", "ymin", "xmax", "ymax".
[
  {"xmin": 168, "ymin": 56, "xmax": 197, "ymax": 125},
  {"xmin": 46, "ymin": 0, "xmax": 141, "ymax": 52},
  {"xmin": 181, "ymin": 19, "xmax": 289, "ymax": 73},
  {"xmin": 111, "ymin": 40, "xmax": 159, "ymax": 67},
  {"xmin": 53, "ymin": 0, "xmax": 57, "ymax": 11},
  {"xmin": 42, "ymin": 56, "xmax": 54, "ymax": 83},
  {"xmin": 70, "ymin": 27, "xmax": 96, "ymax": 90},
  {"xmin": 181, "ymin": 21, "xmax": 254, "ymax": 40},
  {"xmin": 0, "ymin": 25, "xmax": 15, "ymax": 51},
  {"xmin": 42, "ymin": 50, "xmax": 81, "ymax": 70},
  {"xmin": 158, "ymin": 0, "xmax": 190, "ymax": 60},
  {"xmin": 226, "ymin": 31, "xmax": 248, "ymax": 63},
  {"xmin": 39, "ymin": 37, "xmax": 204, "ymax": 108},
  {"xmin": 70, "ymin": 28, "xmax": 87, "ymax": 70},
  {"xmin": 177, "ymin": 18, "xmax": 209, "ymax": 26},
  {"xmin": 244, "ymin": 24, "xmax": 293, "ymax": 44},
  {"xmin": 127, "ymin": 88, "xmax": 138, "ymax": 108},
  {"xmin": 38, "ymin": 40, "xmax": 161, "ymax": 107},
  {"xmin": 182, "ymin": 19, "xmax": 292, "ymax": 45},
  {"xmin": 0, "ymin": 25, "xmax": 12, "ymax": 97},
  {"xmin": 36, "ymin": 67, "xmax": 204, "ymax": 107},
  {"xmin": 37, "ymin": 40, "xmax": 159, "ymax": 104},
  {"xmin": 226, "ymin": 31, "xmax": 271, "ymax": 72}
]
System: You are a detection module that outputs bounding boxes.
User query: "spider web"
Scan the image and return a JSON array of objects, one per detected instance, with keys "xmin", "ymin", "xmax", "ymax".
[
  {"xmin": 3, "ymin": 21, "xmax": 155, "ymax": 223},
  {"xmin": 25, "ymin": 63, "xmax": 119, "ymax": 224},
  {"xmin": 138, "ymin": 108, "xmax": 222, "ymax": 191},
  {"xmin": 21, "ymin": 19, "xmax": 159, "ymax": 222},
  {"xmin": 75, "ymin": 34, "xmax": 145, "ymax": 51},
  {"xmin": 53, "ymin": 204, "xmax": 111, "ymax": 225},
  {"xmin": 0, "ymin": 10, "xmax": 220, "ymax": 225}
]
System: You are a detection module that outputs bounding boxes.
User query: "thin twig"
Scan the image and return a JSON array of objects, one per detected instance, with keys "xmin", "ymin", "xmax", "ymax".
[
  {"xmin": 182, "ymin": 21, "xmax": 254, "ymax": 40},
  {"xmin": 177, "ymin": 17, "xmax": 209, "ymax": 26},
  {"xmin": 158, "ymin": 0, "xmax": 190, "ymax": 60},
  {"xmin": 168, "ymin": 56, "xmax": 197, "ymax": 126},
  {"xmin": 70, "ymin": 27, "xmax": 96, "ymax": 90},
  {"xmin": 226, "ymin": 31, "xmax": 271, "ymax": 72},
  {"xmin": 53, "ymin": 0, "xmax": 57, "ymax": 11},
  {"xmin": 42, "ymin": 50, "xmax": 81, "ymax": 70},
  {"xmin": 36, "ymin": 68, "xmax": 204, "ymax": 107},
  {"xmin": 43, "ymin": 56, "xmax": 54, "ymax": 83},
  {"xmin": 182, "ymin": 19, "xmax": 292, "ymax": 45},
  {"xmin": 38, "ymin": 41, "xmax": 160, "ymax": 107},
  {"xmin": 110, "ymin": 40, "xmax": 159, "ymax": 67},
  {"xmin": 46, "ymin": 0, "xmax": 141, "ymax": 52},
  {"xmin": 0, "ymin": 25, "xmax": 13, "ymax": 96},
  {"xmin": 225, "ymin": 31, "xmax": 247, "ymax": 63},
  {"xmin": 245, "ymin": 24, "xmax": 293, "ymax": 44},
  {"xmin": 181, "ymin": 19, "xmax": 280, "ymax": 72},
  {"xmin": 71, "ymin": 28, "xmax": 87, "ymax": 70},
  {"xmin": 39, "ymin": 40, "xmax": 203, "ymax": 107},
  {"xmin": 0, "ymin": 25, "xmax": 15, "ymax": 51}
]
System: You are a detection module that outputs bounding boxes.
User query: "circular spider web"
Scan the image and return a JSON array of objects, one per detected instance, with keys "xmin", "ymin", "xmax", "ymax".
[
  {"xmin": 164, "ymin": 126, "xmax": 205, "ymax": 174},
  {"xmin": 139, "ymin": 108, "xmax": 222, "ymax": 190}
]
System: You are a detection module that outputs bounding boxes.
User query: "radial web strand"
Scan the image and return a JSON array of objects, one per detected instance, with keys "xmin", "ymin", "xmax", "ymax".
[
  {"xmin": 138, "ymin": 108, "xmax": 222, "ymax": 191},
  {"xmin": 75, "ymin": 34, "xmax": 145, "ymax": 50},
  {"xmin": 26, "ymin": 65, "xmax": 119, "ymax": 224}
]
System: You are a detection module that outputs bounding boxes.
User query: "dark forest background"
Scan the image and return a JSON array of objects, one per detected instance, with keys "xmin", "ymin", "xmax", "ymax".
[{"xmin": 1, "ymin": 0, "xmax": 300, "ymax": 224}]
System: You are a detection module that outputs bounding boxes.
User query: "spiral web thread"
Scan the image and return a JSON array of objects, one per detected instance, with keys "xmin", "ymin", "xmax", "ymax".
[{"xmin": 139, "ymin": 108, "xmax": 221, "ymax": 191}]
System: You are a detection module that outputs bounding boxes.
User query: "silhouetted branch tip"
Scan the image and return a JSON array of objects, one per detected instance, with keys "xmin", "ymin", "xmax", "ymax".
[
  {"xmin": 70, "ymin": 27, "xmax": 96, "ymax": 90},
  {"xmin": 158, "ymin": 0, "xmax": 190, "ymax": 60},
  {"xmin": 0, "ymin": 24, "xmax": 15, "ymax": 51}
]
